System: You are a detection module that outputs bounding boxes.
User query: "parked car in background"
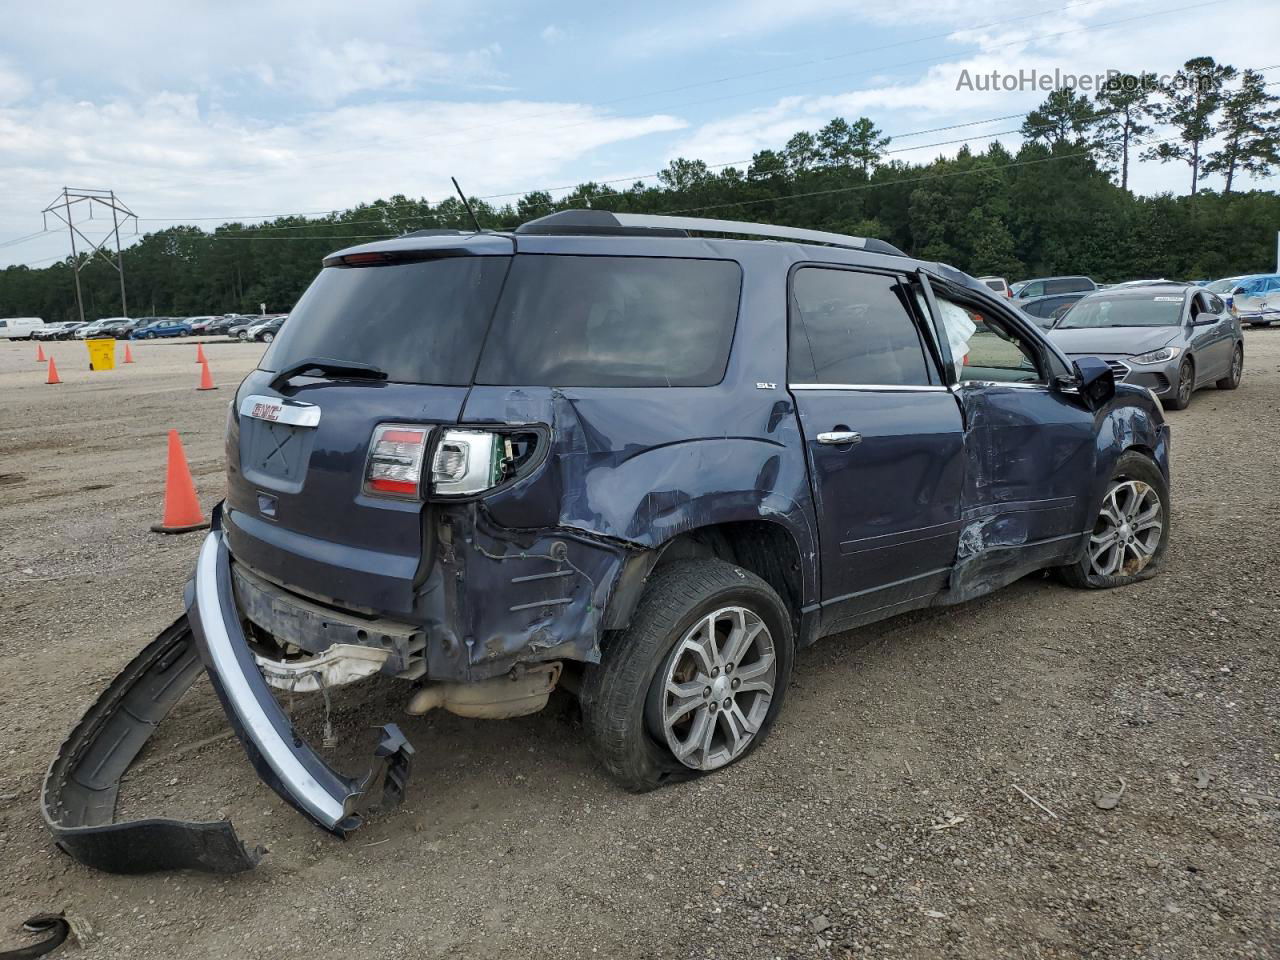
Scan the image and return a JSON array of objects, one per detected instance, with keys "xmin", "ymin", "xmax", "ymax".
[
  {"xmin": 1017, "ymin": 292, "xmax": 1089, "ymax": 328},
  {"xmin": 188, "ymin": 316, "xmax": 220, "ymax": 333},
  {"xmin": 1204, "ymin": 275, "xmax": 1258, "ymax": 304},
  {"xmin": 130, "ymin": 317, "xmax": 193, "ymax": 339},
  {"xmin": 0, "ymin": 317, "xmax": 47, "ymax": 340},
  {"xmin": 97, "ymin": 317, "xmax": 137, "ymax": 338},
  {"xmin": 32, "ymin": 321, "xmax": 79, "ymax": 341},
  {"xmin": 1226, "ymin": 274, "xmax": 1280, "ymax": 326},
  {"xmin": 1048, "ymin": 283, "xmax": 1242, "ymax": 410},
  {"xmin": 76, "ymin": 319, "xmax": 119, "ymax": 339},
  {"xmin": 229, "ymin": 317, "xmax": 273, "ymax": 340},
  {"xmin": 978, "ymin": 276, "xmax": 1010, "ymax": 297},
  {"xmin": 1013, "ymin": 276, "xmax": 1097, "ymax": 300},
  {"xmin": 250, "ymin": 316, "xmax": 287, "ymax": 342},
  {"xmin": 202, "ymin": 317, "xmax": 237, "ymax": 335}
]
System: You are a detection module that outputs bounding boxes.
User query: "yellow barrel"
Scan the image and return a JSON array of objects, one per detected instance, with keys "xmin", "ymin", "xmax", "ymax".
[{"xmin": 86, "ymin": 338, "xmax": 116, "ymax": 371}]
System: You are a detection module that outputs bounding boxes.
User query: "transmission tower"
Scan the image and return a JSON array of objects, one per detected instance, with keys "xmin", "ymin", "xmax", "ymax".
[{"xmin": 41, "ymin": 188, "xmax": 137, "ymax": 323}]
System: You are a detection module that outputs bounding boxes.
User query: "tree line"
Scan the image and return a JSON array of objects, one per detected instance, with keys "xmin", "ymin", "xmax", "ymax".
[{"xmin": 2, "ymin": 55, "xmax": 1277, "ymax": 321}]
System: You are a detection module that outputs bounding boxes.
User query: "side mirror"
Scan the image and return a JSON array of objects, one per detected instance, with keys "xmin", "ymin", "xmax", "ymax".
[{"xmin": 1072, "ymin": 356, "xmax": 1115, "ymax": 410}]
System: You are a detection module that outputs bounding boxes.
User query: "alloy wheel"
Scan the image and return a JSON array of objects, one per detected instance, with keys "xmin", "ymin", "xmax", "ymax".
[
  {"xmin": 659, "ymin": 605, "xmax": 776, "ymax": 771},
  {"xmin": 1177, "ymin": 362, "xmax": 1193, "ymax": 406},
  {"xmin": 1230, "ymin": 346, "xmax": 1242, "ymax": 385},
  {"xmin": 1088, "ymin": 479, "xmax": 1163, "ymax": 578}
]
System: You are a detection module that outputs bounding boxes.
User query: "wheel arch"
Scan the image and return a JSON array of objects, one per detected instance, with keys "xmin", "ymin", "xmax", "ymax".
[{"xmin": 603, "ymin": 518, "xmax": 813, "ymax": 641}]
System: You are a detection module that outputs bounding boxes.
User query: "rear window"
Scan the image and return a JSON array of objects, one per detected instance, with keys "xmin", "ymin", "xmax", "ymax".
[
  {"xmin": 474, "ymin": 255, "xmax": 741, "ymax": 387},
  {"xmin": 982, "ymin": 279, "xmax": 1006, "ymax": 292},
  {"xmin": 261, "ymin": 256, "xmax": 510, "ymax": 385},
  {"xmin": 1044, "ymin": 277, "xmax": 1093, "ymax": 294}
]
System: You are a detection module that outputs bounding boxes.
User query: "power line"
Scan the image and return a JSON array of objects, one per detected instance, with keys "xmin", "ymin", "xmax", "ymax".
[
  {"xmin": 0, "ymin": 229, "xmax": 51, "ymax": 250},
  {"xmin": 144, "ymin": 112, "xmax": 1036, "ymax": 235},
  {"xmin": 181, "ymin": 131, "xmax": 1191, "ymax": 244}
]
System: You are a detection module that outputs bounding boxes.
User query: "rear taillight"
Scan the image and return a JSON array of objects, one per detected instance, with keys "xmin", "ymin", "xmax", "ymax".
[
  {"xmin": 364, "ymin": 424, "xmax": 429, "ymax": 499},
  {"xmin": 430, "ymin": 430, "xmax": 501, "ymax": 496},
  {"xmin": 429, "ymin": 428, "xmax": 544, "ymax": 498}
]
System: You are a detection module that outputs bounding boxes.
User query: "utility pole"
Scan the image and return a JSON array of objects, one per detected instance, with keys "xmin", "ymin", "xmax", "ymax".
[{"xmin": 41, "ymin": 187, "xmax": 137, "ymax": 322}]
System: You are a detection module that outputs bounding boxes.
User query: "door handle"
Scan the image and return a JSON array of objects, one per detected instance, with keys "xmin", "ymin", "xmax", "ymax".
[{"xmin": 817, "ymin": 430, "xmax": 862, "ymax": 446}]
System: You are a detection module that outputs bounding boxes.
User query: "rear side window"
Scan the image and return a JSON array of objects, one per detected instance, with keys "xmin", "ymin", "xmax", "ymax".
[
  {"xmin": 261, "ymin": 256, "xmax": 510, "ymax": 385},
  {"xmin": 788, "ymin": 268, "xmax": 932, "ymax": 386},
  {"xmin": 475, "ymin": 255, "xmax": 741, "ymax": 387},
  {"xmin": 1045, "ymin": 277, "xmax": 1092, "ymax": 294}
]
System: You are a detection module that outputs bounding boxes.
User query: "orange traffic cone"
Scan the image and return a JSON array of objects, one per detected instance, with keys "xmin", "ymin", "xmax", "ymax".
[
  {"xmin": 123, "ymin": 343, "xmax": 134, "ymax": 364},
  {"xmin": 150, "ymin": 430, "xmax": 209, "ymax": 534},
  {"xmin": 46, "ymin": 357, "xmax": 61, "ymax": 385},
  {"xmin": 197, "ymin": 357, "xmax": 216, "ymax": 391},
  {"xmin": 195, "ymin": 343, "xmax": 206, "ymax": 364},
  {"xmin": 36, "ymin": 343, "xmax": 46, "ymax": 362}
]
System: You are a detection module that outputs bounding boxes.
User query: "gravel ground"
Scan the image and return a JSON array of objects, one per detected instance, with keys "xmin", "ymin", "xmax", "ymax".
[{"xmin": 0, "ymin": 332, "xmax": 1277, "ymax": 959}]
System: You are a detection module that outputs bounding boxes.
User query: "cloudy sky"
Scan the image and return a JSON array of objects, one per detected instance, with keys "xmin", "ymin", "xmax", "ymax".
[{"xmin": 1, "ymin": 0, "xmax": 1277, "ymax": 268}]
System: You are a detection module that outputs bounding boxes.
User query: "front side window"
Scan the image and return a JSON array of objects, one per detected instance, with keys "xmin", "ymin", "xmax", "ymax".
[
  {"xmin": 1021, "ymin": 281, "xmax": 1045, "ymax": 298},
  {"xmin": 934, "ymin": 294, "xmax": 1043, "ymax": 384},
  {"xmin": 788, "ymin": 268, "xmax": 932, "ymax": 386}
]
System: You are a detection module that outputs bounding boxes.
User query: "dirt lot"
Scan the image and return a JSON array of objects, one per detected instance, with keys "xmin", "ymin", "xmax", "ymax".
[{"xmin": 1, "ymin": 332, "xmax": 1278, "ymax": 959}]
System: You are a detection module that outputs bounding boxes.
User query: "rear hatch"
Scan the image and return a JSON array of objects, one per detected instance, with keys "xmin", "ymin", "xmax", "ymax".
[
  {"xmin": 224, "ymin": 237, "xmax": 744, "ymax": 618},
  {"xmin": 224, "ymin": 235, "xmax": 513, "ymax": 616}
]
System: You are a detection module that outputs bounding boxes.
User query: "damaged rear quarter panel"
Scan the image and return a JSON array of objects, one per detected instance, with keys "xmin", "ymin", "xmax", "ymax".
[{"xmin": 448, "ymin": 244, "xmax": 820, "ymax": 670}]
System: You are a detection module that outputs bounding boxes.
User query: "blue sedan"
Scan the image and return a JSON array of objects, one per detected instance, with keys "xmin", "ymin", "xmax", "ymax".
[{"xmin": 130, "ymin": 318, "xmax": 193, "ymax": 339}]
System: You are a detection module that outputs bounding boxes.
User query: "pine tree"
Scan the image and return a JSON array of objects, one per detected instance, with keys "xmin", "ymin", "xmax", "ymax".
[
  {"xmin": 1021, "ymin": 88, "xmax": 1098, "ymax": 146},
  {"xmin": 1204, "ymin": 69, "xmax": 1280, "ymax": 194},
  {"xmin": 1144, "ymin": 56, "xmax": 1236, "ymax": 194},
  {"xmin": 1094, "ymin": 73, "xmax": 1155, "ymax": 191}
]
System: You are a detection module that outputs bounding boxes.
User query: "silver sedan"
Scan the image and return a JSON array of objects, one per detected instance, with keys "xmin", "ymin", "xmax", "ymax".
[{"xmin": 1048, "ymin": 283, "xmax": 1243, "ymax": 410}]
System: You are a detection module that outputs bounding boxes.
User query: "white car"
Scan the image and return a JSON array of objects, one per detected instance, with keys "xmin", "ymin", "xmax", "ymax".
[
  {"xmin": 978, "ymin": 276, "xmax": 1010, "ymax": 298},
  {"xmin": 0, "ymin": 317, "xmax": 47, "ymax": 340},
  {"xmin": 76, "ymin": 318, "xmax": 126, "ymax": 339}
]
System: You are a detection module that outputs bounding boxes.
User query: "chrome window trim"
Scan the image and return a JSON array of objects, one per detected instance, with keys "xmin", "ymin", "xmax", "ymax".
[
  {"xmin": 954, "ymin": 380, "xmax": 1049, "ymax": 390},
  {"xmin": 787, "ymin": 383, "xmax": 950, "ymax": 392}
]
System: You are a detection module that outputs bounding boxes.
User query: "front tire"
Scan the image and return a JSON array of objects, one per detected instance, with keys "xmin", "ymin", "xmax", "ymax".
[
  {"xmin": 1216, "ymin": 343, "xmax": 1243, "ymax": 390},
  {"xmin": 580, "ymin": 559, "xmax": 794, "ymax": 792},
  {"xmin": 1059, "ymin": 451, "xmax": 1170, "ymax": 589},
  {"xmin": 1165, "ymin": 357, "xmax": 1194, "ymax": 410}
]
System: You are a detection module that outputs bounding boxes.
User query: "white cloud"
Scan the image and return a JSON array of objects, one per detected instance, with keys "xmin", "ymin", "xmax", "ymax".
[
  {"xmin": 0, "ymin": 92, "xmax": 686, "ymax": 265},
  {"xmin": 0, "ymin": 59, "xmax": 31, "ymax": 105},
  {"xmin": 665, "ymin": 1, "xmax": 1280, "ymax": 197},
  {"xmin": 541, "ymin": 25, "xmax": 565, "ymax": 43}
]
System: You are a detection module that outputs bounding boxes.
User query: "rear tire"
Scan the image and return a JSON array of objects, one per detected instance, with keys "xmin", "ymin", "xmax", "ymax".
[
  {"xmin": 579, "ymin": 559, "xmax": 794, "ymax": 792},
  {"xmin": 1216, "ymin": 343, "xmax": 1243, "ymax": 390},
  {"xmin": 1164, "ymin": 357, "xmax": 1194, "ymax": 410},
  {"xmin": 1059, "ymin": 451, "xmax": 1170, "ymax": 589}
]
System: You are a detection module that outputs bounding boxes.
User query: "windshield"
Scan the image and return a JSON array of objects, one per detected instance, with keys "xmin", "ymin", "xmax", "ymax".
[
  {"xmin": 1204, "ymin": 277, "xmax": 1244, "ymax": 294},
  {"xmin": 1056, "ymin": 295, "xmax": 1185, "ymax": 329}
]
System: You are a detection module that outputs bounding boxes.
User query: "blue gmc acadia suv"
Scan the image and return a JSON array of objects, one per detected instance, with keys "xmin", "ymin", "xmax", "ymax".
[{"xmin": 176, "ymin": 210, "xmax": 1171, "ymax": 839}]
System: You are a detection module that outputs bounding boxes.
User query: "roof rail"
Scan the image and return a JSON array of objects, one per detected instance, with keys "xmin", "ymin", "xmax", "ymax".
[{"xmin": 515, "ymin": 209, "xmax": 905, "ymax": 256}]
